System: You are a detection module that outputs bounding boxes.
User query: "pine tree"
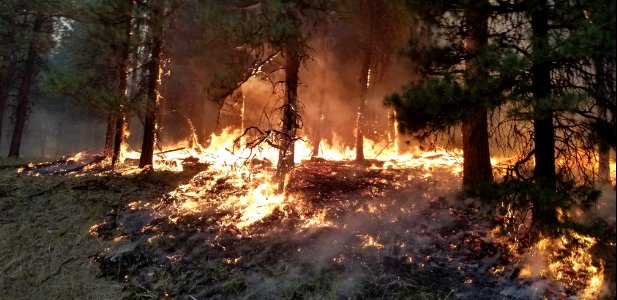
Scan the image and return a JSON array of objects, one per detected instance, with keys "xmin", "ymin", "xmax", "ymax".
[
  {"xmin": 46, "ymin": 0, "xmax": 138, "ymax": 164},
  {"xmin": 139, "ymin": 0, "xmax": 167, "ymax": 168},
  {"xmin": 386, "ymin": 1, "xmax": 503, "ymax": 195},
  {"xmin": 339, "ymin": 0, "xmax": 410, "ymax": 162},
  {"xmin": 8, "ymin": 2, "xmax": 57, "ymax": 158}
]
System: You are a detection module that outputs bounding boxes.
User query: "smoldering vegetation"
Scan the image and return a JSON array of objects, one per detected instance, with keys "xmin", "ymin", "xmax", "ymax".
[{"xmin": 88, "ymin": 159, "xmax": 586, "ymax": 299}]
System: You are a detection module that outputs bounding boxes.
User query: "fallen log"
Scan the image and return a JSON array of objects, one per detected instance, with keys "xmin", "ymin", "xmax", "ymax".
[{"xmin": 155, "ymin": 147, "xmax": 186, "ymax": 157}]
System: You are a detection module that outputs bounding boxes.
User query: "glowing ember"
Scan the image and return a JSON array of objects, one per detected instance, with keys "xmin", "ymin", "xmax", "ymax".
[{"xmin": 359, "ymin": 234, "xmax": 384, "ymax": 249}]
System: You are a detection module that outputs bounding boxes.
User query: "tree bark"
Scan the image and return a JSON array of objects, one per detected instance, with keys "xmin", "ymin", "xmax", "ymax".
[
  {"xmin": 355, "ymin": 51, "xmax": 371, "ymax": 162},
  {"xmin": 0, "ymin": 15, "xmax": 17, "ymax": 149},
  {"xmin": 462, "ymin": 2, "xmax": 493, "ymax": 195},
  {"xmin": 311, "ymin": 89, "xmax": 324, "ymax": 157},
  {"xmin": 8, "ymin": 15, "xmax": 45, "ymax": 158},
  {"xmin": 112, "ymin": 1, "xmax": 134, "ymax": 167},
  {"xmin": 531, "ymin": 1, "xmax": 558, "ymax": 226},
  {"xmin": 594, "ymin": 60, "xmax": 611, "ymax": 184},
  {"xmin": 0, "ymin": 61, "xmax": 11, "ymax": 148},
  {"xmin": 112, "ymin": 114, "xmax": 128, "ymax": 166},
  {"xmin": 0, "ymin": 66, "xmax": 9, "ymax": 149},
  {"xmin": 104, "ymin": 113, "xmax": 116, "ymax": 157},
  {"xmin": 276, "ymin": 48, "xmax": 301, "ymax": 190},
  {"xmin": 139, "ymin": 0, "xmax": 164, "ymax": 168}
]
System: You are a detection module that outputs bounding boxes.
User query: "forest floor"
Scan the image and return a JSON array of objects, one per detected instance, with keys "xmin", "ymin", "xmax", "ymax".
[{"xmin": 0, "ymin": 156, "xmax": 615, "ymax": 299}]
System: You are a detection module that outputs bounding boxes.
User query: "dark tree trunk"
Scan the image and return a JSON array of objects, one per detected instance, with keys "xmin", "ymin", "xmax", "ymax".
[
  {"xmin": 598, "ymin": 133, "xmax": 610, "ymax": 184},
  {"xmin": 0, "ymin": 63, "xmax": 11, "ymax": 148},
  {"xmin": 139, "ymin": 1, "xmax": 164, "ymax": 168},
  {"xmin": 276, "ymin": 48, "xmax": 301, "ymax": 190},
  {"xmin": 112, "ymin": 2, "xmax": 133, "ymax": 167},
  {"xmin": 112, "ymin": 114, "xmax": 128, "ymax": 166},
  {"xmin": 531, "ymin": 1, "xmax": 558, "ymax": 226},
  {"xmin": 8, "ymin": 15, "xmax": 44, "ymax": 158},
  {"xmin": 311, "ymin": 89, "xmax": 324, "ymax": 157},
  {"xmin": 355, "ymin": 51, "xmax": 371, "ymax": 162},
  {"xmin": 595, "ymin": 60, "xmax": 611, "ymax": 184},
  {"xmin": 0, "ymin": 18, "xmax": 16, "ymax": 149},
  {"xmin": 104, "ymin": 113, "xmax": 116, "ymax": 157},
  {"xmin": 462, "ymin": 2, "xmax": 493, "ymax": 195},
  {"xmin": 462, "ymin": 107, "xmax": 493, "ymax": 192}
]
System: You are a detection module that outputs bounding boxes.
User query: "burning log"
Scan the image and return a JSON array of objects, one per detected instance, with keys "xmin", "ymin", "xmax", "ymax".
[
  {"xmin": 155, "ymin": 147, "xmax": 186, "ymax": 157},
  {"xmin": 21, "ymin": 153, "xmax": 107, "ymax": 175}
]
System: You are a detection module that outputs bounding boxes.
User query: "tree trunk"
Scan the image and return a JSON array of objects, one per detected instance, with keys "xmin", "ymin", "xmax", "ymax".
[
  {"xmin": 139, "ymin": 1, "xmax": 164, "ymax": 168},
  {"xmin": 0, "ymin": 62, "xmax": 10, "ymax": 149},
  {"xmin": 462, "ymin": 2, "xmax": 493, "ymax": 195},
  {"xmin": 8, "ymin": 15, "xmax": 44, "ymax": 158},
  {"xmin": 276, "ymin": 48, "xmax": 301, "ymax": 190},
  {"xmin": 598, "ymin": 139, "xmax": 610, "ymax": 184},
  {"xmin": 112, "ymin": 2, "xmax": 133, "ymax": 167},
  {"xmin": 462, "ymin": 108, "xmax": 493, "ymax": 192},
  {"xmin": 0, "ymin": 20, "xmax": 16, "ymax": 149},
  {"xmin": 311, "ymin": 89, "xmax": 325, "ymax": 157},
  {"xmin": 104, "ymin": 113, "xmax": 116, "ymax": 157},
  {"xmin": 594, "ymin": 60, "xmax": 611, "ymax": 184},
  {"xmin": 531, "ymin": 1, "xmax": 558, "ymax": 226},
  {"xmin": 112, "ymin": 114, "xmax": 128, "ymax": 166},
  {"xmin": 355, "ymin": 51, "xmax": 371, "ymax": 162}
]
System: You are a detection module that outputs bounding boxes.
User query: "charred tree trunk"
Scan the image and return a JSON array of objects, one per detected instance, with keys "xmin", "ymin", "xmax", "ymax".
[
  {"xmin": 276, "ymin": 48, "xmax": 301, "ymax": 190},
  {"xmin": 112, "ymin": 2, "xmax": 134, "ymax": 167},
  {"xmin": 8, "ymin": 15, "xmax": 44, "ymax": 158},
  {"xmin": 139, "ymin": 1, "xmax": 164, "ymax": 168},
  {"xmin": 355, "ymin": 51, "xmax": 371, "ymax": 162},
  {"xmin": 112, "ymin": 115, "xmax": 128, "ymax": 166},
  {"xmin": 598, "ymin": 125, "xmax": 611, "ymax": 184},
  {"xmin": 311, "ymin": 89, "xmax": 324, "ymax": 157},
  {"xmin": 104, "ymin": 113, "xmax": 116, "ymax": 157},
  {"xmin": 462, "ymin": 3, "xmax": 493, "ymax": 195},
  {"xmin": 531, "ymin": 1, "xmax": 558, "ymax": 226},
  {"xmin": 595, "ymin": 60, "xmax": 611, "ymax": 184}
]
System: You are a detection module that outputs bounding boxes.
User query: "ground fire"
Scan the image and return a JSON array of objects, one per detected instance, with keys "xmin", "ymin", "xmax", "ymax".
[
  {"xmin": 1, "ymin": 1, "xmax": 615, "ymax": 299},
  {"xmin": 1, "ymin": 127, "xmax": 611, "ymax": 299}
]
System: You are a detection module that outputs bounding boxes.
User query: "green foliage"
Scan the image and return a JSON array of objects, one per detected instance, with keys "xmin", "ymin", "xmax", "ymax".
[
  {"xmin": 43, "ymin": 0, "xmax": 137, "ymax": 114},
  {"xmin": 386, "ymin": 44, "xmax": 529, "ymax": 140},
  {"xmin": 223, "ymin": 0, "xmax": 335, "ymax": 54},
  {"xmin": 385, "ymin": 75, "xmax": 464, "ymax": 139}
]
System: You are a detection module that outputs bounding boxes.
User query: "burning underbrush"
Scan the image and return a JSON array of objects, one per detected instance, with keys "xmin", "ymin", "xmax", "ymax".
[
  {"xmin": 80, "ymin": 140, "xmax": 613, "ymax": 299},
  {"xmin": 1, "ymin": 130, "xmax": 613, "ymax": 299}
]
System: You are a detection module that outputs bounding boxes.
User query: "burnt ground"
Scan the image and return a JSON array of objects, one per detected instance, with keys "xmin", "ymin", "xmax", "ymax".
[{"xmin": 0, "ymin": 157, "xmax": 615, "ymax": 299}]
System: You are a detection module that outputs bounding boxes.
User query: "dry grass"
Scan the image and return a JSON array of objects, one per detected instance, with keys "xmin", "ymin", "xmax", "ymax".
[
  {"xmin": 0, "ymin": 168, "xmax": 122, "ymax": 299},
  {"xmin": 0, "ymin": 160, "xmax": 199, "ymax": 300}
]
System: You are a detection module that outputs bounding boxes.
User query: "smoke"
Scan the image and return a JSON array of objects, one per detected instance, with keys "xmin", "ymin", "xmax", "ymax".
[
  {"xmin": 593, "ymin": 184, "xmax": 616, "ymax": 224},
  {"xmin": 158, "ymin": 5, "xmax": 417, "ymax": 152},
  {"xmin": 0, "ymin": 99, "xmax": 107, "ymax": 158}
]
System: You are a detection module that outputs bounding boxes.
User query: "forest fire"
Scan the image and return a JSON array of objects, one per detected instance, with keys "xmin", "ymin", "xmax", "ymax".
[
  {"xmin": 1, "ymin": 1, "xmax": 614, "ymax": 299},
  {"xmin": 70, "ymin": 127, "xmax": 612, "ymax": 298}
]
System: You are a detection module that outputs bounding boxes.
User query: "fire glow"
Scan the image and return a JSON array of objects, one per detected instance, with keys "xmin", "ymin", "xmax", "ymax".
[{"xmin": 90, "ymin": 126, "xmax": 611, "ymax": 298}]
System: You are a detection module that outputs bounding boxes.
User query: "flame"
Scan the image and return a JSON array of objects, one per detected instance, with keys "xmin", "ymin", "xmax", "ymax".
[
  {"xmin": 518, "ymin": 230, "xmax": 606, "ymax": 299},
  {"xmin": 359, "ymin": 234, "xmax": 384, "ymax": 249},
  {"xmin": 109, "ymin": 125, "xmax": 469, "ymax": 230},
  {"xmin": 82, "ymin": 122, "xmax": 612, "ymax": 298}
]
